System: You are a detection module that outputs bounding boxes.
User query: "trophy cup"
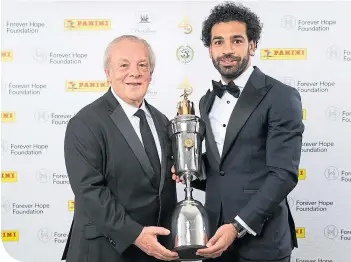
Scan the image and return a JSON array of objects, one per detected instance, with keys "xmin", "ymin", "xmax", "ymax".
[{"xmin": 168, "ymin": 85, "xmax": 210, "ymax": 261}]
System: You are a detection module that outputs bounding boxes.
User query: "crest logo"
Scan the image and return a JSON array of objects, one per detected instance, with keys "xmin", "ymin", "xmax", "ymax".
[
  {"xmin": 326, "ymin": 45, "xmax": 341, "ymax": 60},
  {"xmin": 324, "ymin": 225, "xmax": 338, "ymax": 239},
  {"xmin": 38, "ymin": 228, "xmax": 52, "ymax": 242},
  {"xmin": 176, "ymin": 46, "xmax": 194, "ymax": 64},
  {"xmin": 324, "ymin": 166, "xmax": 339, "ymax": 180},
  {"xmin": 281, "ymin": 15, "xmax": 296, "ymax": 30}
]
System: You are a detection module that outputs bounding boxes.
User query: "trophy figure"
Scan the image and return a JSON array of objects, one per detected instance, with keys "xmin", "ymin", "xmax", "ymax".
[{"xmin": 168, "ymin": 85, "xmax": 210, "ymax": 261}]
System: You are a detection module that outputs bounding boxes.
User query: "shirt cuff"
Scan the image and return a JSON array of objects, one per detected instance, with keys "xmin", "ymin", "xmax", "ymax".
[{"xmin": 235, "ymin": 215, "xmax": 257, "ymax": 236}]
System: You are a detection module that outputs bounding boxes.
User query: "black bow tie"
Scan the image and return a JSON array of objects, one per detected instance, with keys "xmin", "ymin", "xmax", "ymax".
[{"xmin": 212, "ymin": 80, "xmax": 241, "ymax": 98}]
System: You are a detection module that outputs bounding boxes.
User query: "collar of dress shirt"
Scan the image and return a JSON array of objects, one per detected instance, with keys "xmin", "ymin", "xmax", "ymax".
[
  {"xmin": 110, "ymin": 86, "xmax": 151, "ymax": 118},
  {"xmin": 211, "ymin": 65, "xmax": 254, "ymax": 90}
]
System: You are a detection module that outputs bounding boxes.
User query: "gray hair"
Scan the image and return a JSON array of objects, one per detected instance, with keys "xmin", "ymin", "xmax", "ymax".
[{"xmin": 103, "ymin": 35, "xmax": 156, "ymax": 74}]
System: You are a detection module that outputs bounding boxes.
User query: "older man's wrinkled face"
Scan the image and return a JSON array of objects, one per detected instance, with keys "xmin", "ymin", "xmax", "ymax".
[{"xmin": 105, "ymin": 39, "xmax": 152, "ymax": 107}]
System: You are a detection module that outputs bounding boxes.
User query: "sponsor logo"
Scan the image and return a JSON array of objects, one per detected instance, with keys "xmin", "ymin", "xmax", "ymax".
[
  {"xmin": 6, "ymin": 21, "xmax": 45, "ymax": 34},
  {"xmin": 5, "ymin": 202, "xmax": 50, "ymax": 215},
  {"xmin": 4, "ymin": 82, "xmax": 47, "ymax": 96},
  {"xmin": 324, "ymin": 225, "xmax": 338, "ymax": 239},
  {"xmin": 302, "ymin": 109, "xmax": 306, "ymax": 120},
  {"xmin": 325, "ymin": 45, "xmax": 351, "ymax": 62},
  {"xmin": 302, "ymin": 141, "xmax": 334, "ymax": 153},
  {"xmin": 1, "ymin": 199, "xmax": 11, "ymax": 213},
  {"xmin": 2, "ymin": 230, "xmax": 19, "ymax": 241},
  {"xmin": 68, "ymin": 200, "xmax": 74, "ymax": 211},
  {"xmin": 294, "ymin": 199, "xmax": 333, "ymax": 212},
  {"xmin": 1, "ymin": 139, "xmax": 9, "ymax": 153},
  {"xmin": 260, "ymin": 48, "xmax": 307, "ymax": 60},
  {"xmin": 324, "ymin": 106, "xmax": 351, "ymax": 123},
  {"xmin": 33, "ymin": 49, "xmax": 88, "ymax": 64},
  {"xmin": 38, "ymin": 228, "xmax": 52, "ymax": 242},
  {"xmin": 3, "ymin": 143, "xmax": 49, "ymax": 156},
  {"xmin": 298, "ymin": 169, "xmax": 306, "ymax": 180},
  {"xmin": 65, "ymin": 81, "xmax": 109, "ymax": 92},
  {"xmin": 37, "ymin": 228, "xmax": 68, "ymax": 244},
  {"xmin": 281, "ymin": 15, "xmax": 336, "ymax": 32},
  {"xmin": 1, "ymin": 50, "xmax": 13, "ymax": 62},
  {"xmin": 64, "ymin": 19, "xmax": 111, "ymax": 30},
  {"xmin": 281, "ymin": 15, "xmax": 296, "ymax": 30},
  {"xmin": 284, "ymin": 77, "xmax": 336, "ymax": 93},
  {"xmin": 296, "ymin": 227, "xmax": 305, "ymax": 238},
  {"xmin": 325, "ymin": 166, "xmax": 339, "ymax": 180},
  {"xmin": 1, "ymin": 112, "xmax": 16, "ymax": 122},
  {"xmin": 325, "ymin": 167, "xmax": 351, "ymax": 183},
  {"xmin": 1, "ymin": 171, "xmax": 17, "ymax": 182}
]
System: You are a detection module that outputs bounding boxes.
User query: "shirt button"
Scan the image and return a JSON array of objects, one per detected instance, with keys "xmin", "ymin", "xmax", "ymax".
[
  {"xmin": 227, "ymin": 100, "xmax": 230, "ymax": 104},
  {"xmin": 219, "ymin": 171, "xmax": 225, "ymax": 176},
  {"xmin": 223, "ymin": 124, "xmax": 226, "ymax": 127}
]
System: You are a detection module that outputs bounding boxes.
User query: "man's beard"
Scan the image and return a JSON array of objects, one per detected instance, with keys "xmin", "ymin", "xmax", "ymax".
[{"xmin": 212, "ymin": 50, "xmax": 250, "ymax": 80}]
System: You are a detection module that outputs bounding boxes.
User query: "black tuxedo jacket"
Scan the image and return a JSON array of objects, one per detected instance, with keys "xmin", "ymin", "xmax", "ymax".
[
  {"xmin": 192, "ymin": 66, "xmax": 304, "ymax": 260},
  {"xmin": 61, "ymin": 88, "xmax": 177, "ymax": 262}
]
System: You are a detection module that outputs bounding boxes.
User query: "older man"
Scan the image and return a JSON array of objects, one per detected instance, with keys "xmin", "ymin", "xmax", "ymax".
[{"xmin": 62, "ymin": 35, "xmax": 178, "ymax": 262}]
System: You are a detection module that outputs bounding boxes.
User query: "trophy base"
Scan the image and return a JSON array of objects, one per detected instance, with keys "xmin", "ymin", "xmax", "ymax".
[{"xmin": 174, "ymin": 245, "xmax": 209, "ymax": 261}]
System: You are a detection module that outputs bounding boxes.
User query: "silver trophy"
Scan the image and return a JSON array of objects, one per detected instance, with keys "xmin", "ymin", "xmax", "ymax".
[{"xmin": 168, "ymin": 86, "xmax": 210, "ymax": 261}]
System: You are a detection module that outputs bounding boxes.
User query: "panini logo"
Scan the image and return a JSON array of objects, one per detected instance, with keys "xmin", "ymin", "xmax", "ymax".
[
  {"xmin": 1, "ymin": 112, "xmax": 16, "ymax": 122},
  {"xmin": 296, "ymin": 227, "xmax": 305, "ymax": 238},
  {"xmin": 1, "ymin": 50, "xmax": 13, "ymax": 61},
  {"xmin": 68, "ymin": 200, "xmax": 74, "ymax": 211},
  {"xmin": 302, "ymin": 109, "xmax": 306, "ymax": 120},
  {"xmin": 65, "ymin": 81, "xmax": 109, "ymax": 92},
  {"xmin": 260, "ymin": 48, "xmax": 307, "ymax": 60},
  {"xmin": 1, "ymin": 171, "xmax": 17, "ymax": 182},
  {"xmin": 2, "ymin": 230, "xmax": 19, "ymax": 241},
  {"xmin": 298, "ymin": 169, "xmax": 306, "ymax": 180},
  {"xmin": 64, "ymin": 19, "xmax": 111, "ymax": 30}
]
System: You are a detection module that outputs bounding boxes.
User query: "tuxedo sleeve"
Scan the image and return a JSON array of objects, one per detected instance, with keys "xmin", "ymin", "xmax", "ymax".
[
  {"xmin": 237, "ymin": 87, "xmax": 304, "ymax": 235},
  {"xmin": 64, "ymin": 117, "xmax": 143, "ymax": 254}
]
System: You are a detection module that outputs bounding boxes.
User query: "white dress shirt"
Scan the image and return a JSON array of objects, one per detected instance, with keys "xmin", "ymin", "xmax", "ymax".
[
  {"xmin": 111, "ymin": 88, "xmax": 162, "ymax": 163},
  {"xmin": 209, "ymin": 66, "xmax": 256, "ymax": 236}
]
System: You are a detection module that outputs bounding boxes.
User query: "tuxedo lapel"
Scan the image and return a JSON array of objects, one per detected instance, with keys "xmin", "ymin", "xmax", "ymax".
[
  {"xmin": 145, "ymin": 102, "xmax": 168, "ymax": 194},
  {"xmin": 221, "ymin": 67, "xmax": 273, "ymax": 162},
  {"xmin": 105, "ymin": 90, "xmax": 158, "ymax": 189},
  {"xmin": 201, "ymin": 90, "xmax": 221, "ymax": 164}
]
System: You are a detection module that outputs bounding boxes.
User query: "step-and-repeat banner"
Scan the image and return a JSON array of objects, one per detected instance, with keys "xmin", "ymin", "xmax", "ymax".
[{"xmin": 1, "ymin": 1, "xmax": 351, "ymax": 261}]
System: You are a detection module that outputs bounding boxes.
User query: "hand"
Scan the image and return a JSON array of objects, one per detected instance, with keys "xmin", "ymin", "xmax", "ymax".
[
  {"xmin": 134, "ymin": 226, "xmax": 179, "ymax": 261},
  {"xmin": 171, "ymin": 165, "xmax": 184, "ymax": 184},
  {"xmin": 196, "ymin": 224, "xmax": 238, "ymax": 259}
]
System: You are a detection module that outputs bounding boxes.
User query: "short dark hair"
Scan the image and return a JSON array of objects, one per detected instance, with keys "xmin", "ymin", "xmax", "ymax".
[{"xmin": 201, "ymin": 2, "xmax": 263, "ymax": 48}]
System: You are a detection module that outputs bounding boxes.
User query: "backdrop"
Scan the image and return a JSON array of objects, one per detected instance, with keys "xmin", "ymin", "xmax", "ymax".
[{"xmin": 1, "ymin": 0, "xmax": 351, "ymax": 262}]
